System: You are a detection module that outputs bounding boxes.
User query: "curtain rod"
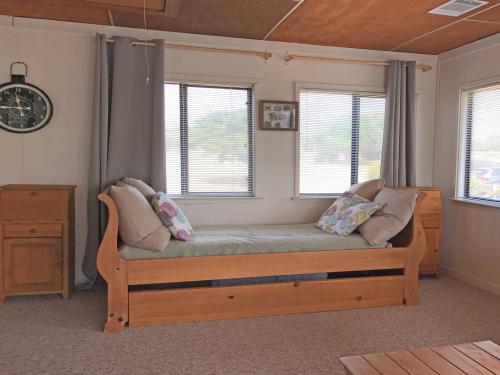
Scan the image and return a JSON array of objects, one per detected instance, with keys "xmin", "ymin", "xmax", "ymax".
[
  {"xmin": 285, "ymin": 53, "xmax": 433, "ymax": 72},
  {"xmin": 104, "ymin": 39, "xmax": 432, "ymax": 71},
  {"xmin": 105, "ymin": 38, "xmax": 272, "ymax": 60}
]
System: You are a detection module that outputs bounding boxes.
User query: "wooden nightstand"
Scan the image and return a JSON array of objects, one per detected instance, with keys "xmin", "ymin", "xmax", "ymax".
[
  {"xmin": 0, "ymin": 185, "xmax": 75, "ymax": 303},
  {"xmin": 417, "ymin": 187, "xmax": 441, "ymax": 277}
]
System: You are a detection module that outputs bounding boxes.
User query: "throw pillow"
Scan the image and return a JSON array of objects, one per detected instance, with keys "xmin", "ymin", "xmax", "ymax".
[
  {"xmin": 151, "ymin": 193, "xmax": 194, "ymax": 241},
  {"xmin": 358, "ymin": 188, "xmax": 419, "ymax": 245},
  {"xmin": 316, "ymin": 192, "xmax": 384, "ymax": 236},
  {"xmin": 119, "ymin": 177, "xmax": 156, "ymax": 201},
  {"xmin": 349, "ymin": 178, "xmax": 385, "ymax": 201},
  {"xmin": 109, "ymin": 185, "xmax": 171, "ymax": 251}
]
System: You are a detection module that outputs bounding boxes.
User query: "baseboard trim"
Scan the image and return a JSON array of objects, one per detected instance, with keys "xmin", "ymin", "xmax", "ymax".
[{"xmin": 441, "ymin": 266, "xmax": 500, "ymax": 296}]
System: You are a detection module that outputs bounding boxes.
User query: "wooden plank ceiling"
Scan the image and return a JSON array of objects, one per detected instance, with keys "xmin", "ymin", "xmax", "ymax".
[{"xmin": 1, "ymin": 0, "xmax": 500, "ymax": 54}]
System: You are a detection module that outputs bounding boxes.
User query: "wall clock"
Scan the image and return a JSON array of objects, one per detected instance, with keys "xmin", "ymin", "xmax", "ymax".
[{"xmin": 0, "ymin": 62, "xmax": 53, "ymax": 133}]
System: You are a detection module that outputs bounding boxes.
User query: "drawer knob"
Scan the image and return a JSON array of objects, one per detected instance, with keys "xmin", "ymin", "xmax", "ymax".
[
  {"xmin": 356, "ymin": 296, "xmax": 362, "ymax": 301},
  {"xmin": 31, "ymin": 191, "xmax": 39, "ymax": 197},
  {"xmin": 29, "ymin": 228, "xmax": 37, "ymax": 234},
  {"xmin": 228, "ymin": 295, "xmax": 234, "ymax": 299}
]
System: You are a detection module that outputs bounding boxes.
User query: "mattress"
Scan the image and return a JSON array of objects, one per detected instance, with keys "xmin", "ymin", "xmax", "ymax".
[{"xmin": 119, "ymin": 223, "xmax": 390, "ymax": 260}]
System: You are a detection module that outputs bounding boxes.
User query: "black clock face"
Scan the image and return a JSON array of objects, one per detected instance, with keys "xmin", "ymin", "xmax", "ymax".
[{"xmin": 0, "ymin": 83, "xmax": 53, "ymax": 133}]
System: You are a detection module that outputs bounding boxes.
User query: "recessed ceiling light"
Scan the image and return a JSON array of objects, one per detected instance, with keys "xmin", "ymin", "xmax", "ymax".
[{"xmin": 428, "ymin": 0, "xmax": 489, "ymax": 17}]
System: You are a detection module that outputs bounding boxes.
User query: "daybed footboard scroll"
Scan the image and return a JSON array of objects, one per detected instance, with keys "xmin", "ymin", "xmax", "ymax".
[
  {"xmin": 402, "ymin": 193, "xmax": 427, "ymax": 305},
  {"xmin": 96, "ymin": 194, "xmax": 128, "ymax": 333}
]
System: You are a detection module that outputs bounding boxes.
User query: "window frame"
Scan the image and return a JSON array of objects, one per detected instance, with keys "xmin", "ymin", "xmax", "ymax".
[
  {"xmin": 457, "ymin": 80, "xmax": 500, "ymax": 205},
  {"xmin": 294, "ymin": 82, "xmax": 386, "ymax": 198},
  {"xmin": 165, "ymin": 81, "xmax": 256, "ymax": 198}
]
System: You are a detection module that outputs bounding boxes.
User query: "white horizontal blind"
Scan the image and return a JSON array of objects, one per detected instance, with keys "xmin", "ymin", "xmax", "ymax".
[
  {"xmin": 165, "ymin": 83, "xmax": 253, "ymax": 196},
  {"xmin": 299, "ymin": 89, "xmax": 385, "ymax": 195},
  {"xmin": 463, "ymin": 85, "xmax": 500, "ymax": 203}
]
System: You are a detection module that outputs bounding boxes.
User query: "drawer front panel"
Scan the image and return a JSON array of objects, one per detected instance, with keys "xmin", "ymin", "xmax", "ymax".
[
  {"xmin": 0, "ymin": 189, "xmax": 69, "ymax": 220},
  {"xmin": 418, "ymin": 190, "xmax": 441, "ymax": 215},
  {"xmin": 129, "ymin": 276, "xmax": 404, "ymax": 326},
  {"xmin": 4, "ymin": 224, "xmax": 63, "ymax": 238},
  {"xmin": 420, "ymin": 214, "xmax": 440, "ymax": 229}
]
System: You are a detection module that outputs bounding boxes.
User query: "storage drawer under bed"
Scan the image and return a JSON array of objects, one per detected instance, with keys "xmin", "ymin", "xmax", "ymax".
[{"xmin": 128, "ymin": 275, "xmax": 404, "ymax": 326}]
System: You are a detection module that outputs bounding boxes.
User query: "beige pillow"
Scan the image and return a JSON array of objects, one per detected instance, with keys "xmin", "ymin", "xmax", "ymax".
[
  {"xmin": 358, "ymin": 188, "xmax": 418, "ymax": 245},
  {"xmin": 109, "ymin": 185, "xmax": 170, "ymax": 251},
  {"xmin": 119, "ymin": 177, "xmax": 156, "ymax": 201},
  {"xmin": 349, "ymin": 178, "xmax": 385, "ymax": 200}
]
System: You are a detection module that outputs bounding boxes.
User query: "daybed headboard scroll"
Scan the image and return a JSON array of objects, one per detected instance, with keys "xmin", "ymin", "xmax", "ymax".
[
  {"xmin": 96, "ymin": 193, "xmax": 122, "ymax": 273},
  {"xmin": 390, "ymin": 192, "xmax": 426, "ymax": 248}
]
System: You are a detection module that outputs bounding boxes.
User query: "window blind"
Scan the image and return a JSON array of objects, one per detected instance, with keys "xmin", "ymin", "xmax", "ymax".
[
  {"xmin": 165, "ymin": 83, "xmax": 254, "ymax": 196},
  {"xmin": 299, "ymin": 89, "xmax": 385, "ymax": 195},
  {"xmin": 462, "ymin": 85, "xmax": 500, "ymax": 203}
]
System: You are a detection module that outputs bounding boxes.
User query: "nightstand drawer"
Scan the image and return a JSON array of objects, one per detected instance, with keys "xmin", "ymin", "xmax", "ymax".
[
  {"xmin": 0, "ymin": 189, "xmax": 70, "ymax": 220},
  {"xmin": 3, "ymin": 224, "xmax": 63, "ymax": 238},
  {"xmin": 420, "ymin": 214, "xmax": 440, "ymax": 229}
]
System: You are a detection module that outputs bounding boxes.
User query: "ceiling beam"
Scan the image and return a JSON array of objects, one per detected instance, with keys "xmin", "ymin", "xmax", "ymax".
[
  {"xmin": 163, "ymin": 0, "xmax": 182, "ymax": 17},
  {"xmin": 80, "ymin": 0, "xmax": 164, "ymax": 11},
  {"xmin": 107, "ymin": 9, "xmax": 115, "ymax": 26},
  {"xmin": 263, "ymin": 0, "xmax": 304, "ymax": 40},
  {"xmin": 392, "ymin": 2, "xmax": 500, "ymax": 51}
]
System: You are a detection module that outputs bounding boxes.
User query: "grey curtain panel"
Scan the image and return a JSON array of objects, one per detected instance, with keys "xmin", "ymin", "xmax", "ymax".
[
  {"xmin": 83, "ymin": 34, "xmax": 166, "ymax": 282},
  {"xmin": 380, "ymin": 60, "xmax": 417, "ymax": 187}
]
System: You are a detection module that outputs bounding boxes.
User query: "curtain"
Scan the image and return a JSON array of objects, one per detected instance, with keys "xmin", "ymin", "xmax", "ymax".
[
  {"xmin": 380, "ymin": 60, "xmax": 416, "ymax": 187},
  {"xmin": 82, "ymin": 34, "xmax": 166, "ymax": 283}
]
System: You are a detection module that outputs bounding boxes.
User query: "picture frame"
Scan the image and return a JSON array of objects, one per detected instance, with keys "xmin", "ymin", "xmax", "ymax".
[{"xmin": 259, "ymin": 100, "xmax": 299, "ymax": 131}]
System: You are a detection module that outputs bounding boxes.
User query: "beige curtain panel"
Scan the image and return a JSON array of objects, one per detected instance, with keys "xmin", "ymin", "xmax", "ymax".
[
  {"xmin": 83, "ymin": 34, "xmax": 166, "ymax": 283},
  {"xmin": 381, "ymin": 60, "xmax": 417, "ymax": 187}
]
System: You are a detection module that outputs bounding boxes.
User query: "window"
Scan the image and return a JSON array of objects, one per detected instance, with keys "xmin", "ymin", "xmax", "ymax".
[
  {"xmin": 299, "ymin": 89, "xmax": 385, "ymax": 195},
  {"xmin": 460, "ymin": 84, "xmax": 500, "ymax": 203},
  {"xmin": 165, "ymin": 83, "xmax": 254, "ymax": 196}
]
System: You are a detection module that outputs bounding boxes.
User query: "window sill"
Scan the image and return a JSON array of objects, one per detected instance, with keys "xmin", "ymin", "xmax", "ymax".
[
  {"xmin": 170, "ymin": 195, "xmax": 264, "ymax": 205},
  {"xmin": 292, "ymin": 195, "xmax": 339, "ymax": 200},
  {"xmin": 448, "ymin": 197, "xmax": 500, "ymax": 209}
]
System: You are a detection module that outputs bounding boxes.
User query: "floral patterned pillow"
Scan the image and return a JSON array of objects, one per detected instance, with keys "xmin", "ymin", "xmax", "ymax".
[
  {"xmin": 316, "ymin": 192, "xmax": 384, "ymax": 236},
  {"xmin": 151, "ymin": 193, "xmax": 194, "ymax": 241}
]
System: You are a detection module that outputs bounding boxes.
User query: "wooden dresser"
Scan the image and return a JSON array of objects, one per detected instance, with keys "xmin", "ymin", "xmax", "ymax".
[
  {"xmin": 417, "ymin": 187, "xmax": 441, "ymax": 276},
  {"xmin": 0, "ymin": 185, "xmax": 75, "ymax": 303}
]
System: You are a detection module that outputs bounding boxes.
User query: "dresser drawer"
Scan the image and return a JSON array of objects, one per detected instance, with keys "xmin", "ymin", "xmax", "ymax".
[
  {"xmin": 3, "ymin": 224, "xmax": 63, "ymax": 238},
  {"xmin": 0, "ymin": 189, "xmax": 70, "ymax": 220},
  {"xmin": 418, "ymin": 190, "xmax": 441, "ymax": 215},
  {"xmin": 420, "ymin": 214, "xmax": 441, "ymax": 229}
]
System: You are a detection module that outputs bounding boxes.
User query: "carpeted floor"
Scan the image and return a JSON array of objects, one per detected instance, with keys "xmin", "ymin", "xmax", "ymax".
[{"xmin": 1, "ymin": 275, "xmax": 499, "ymax": 375}]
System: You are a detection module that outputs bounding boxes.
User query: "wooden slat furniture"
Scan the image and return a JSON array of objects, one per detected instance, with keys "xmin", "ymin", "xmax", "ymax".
[
  {"xmin": 340, "ymin": 341, "xmax": 500, "ymax": 374},
  {"xmin": 417, "ymin": 187, "xmax": 441, "ymax": 276},
  {"xmin": 96, "ymin": 187, "xmax": 432, "ymax": 333},
  {"xmin": 0, "ymin": 185, "xmax": 75, "ymax": 303}
]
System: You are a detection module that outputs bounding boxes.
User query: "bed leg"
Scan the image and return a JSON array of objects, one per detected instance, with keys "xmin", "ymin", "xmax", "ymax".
[
  {"xmin": 96, "ymin": 194, "xmax": 129, "ymax": 333},
  {"xmin": 103, "ymin": 265, "xmax": 128, "ymax": 333},
  {"xmin": 403, "ymin": 222, "xmax": 426, "ymax": 305},
  {"xmin": 403, "ymin": 268, "xmax": 420, "ymax": 305}
]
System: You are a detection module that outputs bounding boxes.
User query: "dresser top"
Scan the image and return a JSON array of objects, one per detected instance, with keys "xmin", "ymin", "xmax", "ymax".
[{"xmin": 1, "ymin": 184, "xmax": 76, "ymax": 190}]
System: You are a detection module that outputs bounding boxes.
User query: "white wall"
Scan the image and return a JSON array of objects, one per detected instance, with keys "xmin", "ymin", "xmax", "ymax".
[
  {"xmin": 436, "ymin": 34, "xmax": 500, "ymax": 295},
  {"xmin": 0, "ymin": 17, "xmax": 438, "ymax": 285}
]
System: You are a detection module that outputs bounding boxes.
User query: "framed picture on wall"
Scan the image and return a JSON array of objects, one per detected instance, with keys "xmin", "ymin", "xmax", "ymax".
[{"xmin": 260, "ymin": 100, "xmax": 299, "ymax": 131}]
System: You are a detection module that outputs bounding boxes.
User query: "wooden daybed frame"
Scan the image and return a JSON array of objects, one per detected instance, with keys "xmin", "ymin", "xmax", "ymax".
[{"xmin": 97, "ymin": 192, "xmax": 427, "ymax": 333}]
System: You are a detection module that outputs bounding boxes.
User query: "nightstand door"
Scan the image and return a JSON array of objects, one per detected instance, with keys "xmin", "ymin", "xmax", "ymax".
[
  {"xmin": 420, "ymin": 229, "xmax": 439, "ymax": 272},
  {"xmin": 3, "ymin": 238, "xmax": 63, "ymax": 292}
]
